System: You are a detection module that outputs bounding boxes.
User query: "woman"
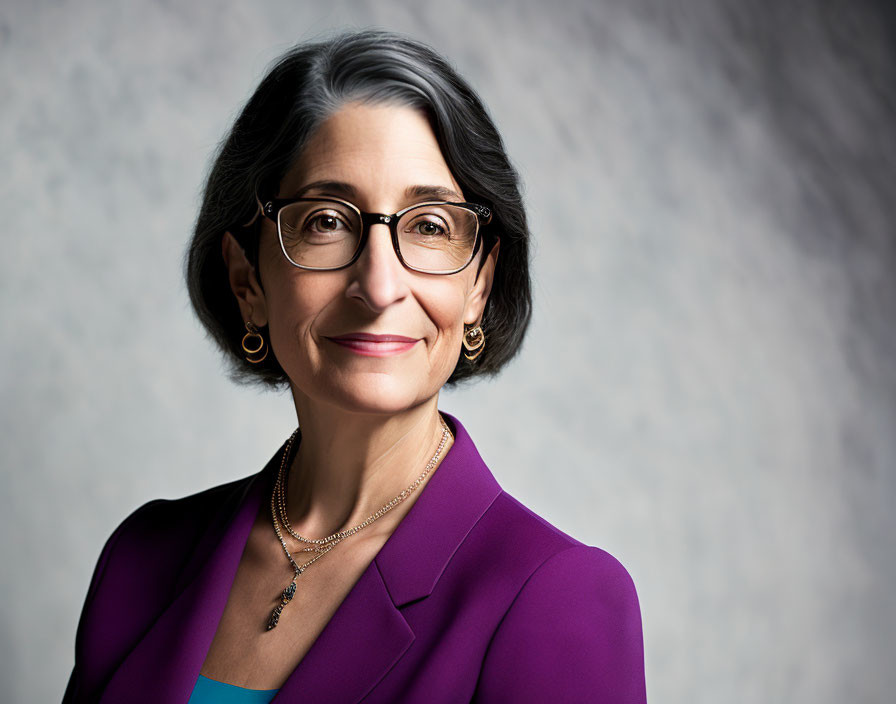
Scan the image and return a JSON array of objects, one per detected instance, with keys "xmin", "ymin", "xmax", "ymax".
[{"xmin": 64, "ymin": 29, "xmax": 646, "ymax": 703}]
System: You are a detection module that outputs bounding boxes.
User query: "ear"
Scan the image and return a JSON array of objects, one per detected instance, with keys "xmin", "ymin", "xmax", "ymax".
[
  {"xmin": 221, "ymin": 231, "xmax": 268, "ymax": 326},
  {"xmin": 464, "ymin": 238, "xmax": 500, "ymax": 326}
]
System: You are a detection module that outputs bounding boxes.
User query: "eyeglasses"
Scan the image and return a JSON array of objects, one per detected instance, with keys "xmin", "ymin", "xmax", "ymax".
[{"xmin": 257, "ymin": 195, "xmax": 494, "ymax": 275}]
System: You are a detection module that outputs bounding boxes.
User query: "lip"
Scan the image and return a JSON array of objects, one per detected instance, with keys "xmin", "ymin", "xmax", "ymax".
[
  {"xmin": 330, "ymin": 333, "xmax": 419, "ymax": 343},
  {"xmin": 325, "ymin": 332, "xmax": 421, "ymax": 357}
]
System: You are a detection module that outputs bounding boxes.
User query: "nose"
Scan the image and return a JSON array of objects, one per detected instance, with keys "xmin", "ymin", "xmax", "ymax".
[{"xmin": 345, "ymin": 222, "xmax": 409, "ymax": 312}]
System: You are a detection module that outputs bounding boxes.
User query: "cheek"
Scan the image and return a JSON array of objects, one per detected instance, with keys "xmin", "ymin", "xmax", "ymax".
[
  {"xmin": 432, "ymin": 306, "xmax": 462, "ymax": 351},
  {"xmin": 271, "ymin": 278, "xmax": 325, "ymax": 318},
  {"xmin": 423, "ymin": 281, "xmax": 471, "ymax": 350},
  {"xmin": 259, "ymin": 233, "xmax": 334, "ymax": 316},
  {"xmin": 265, "ymin": 271, "xmax": 341, "ymax": 351}
]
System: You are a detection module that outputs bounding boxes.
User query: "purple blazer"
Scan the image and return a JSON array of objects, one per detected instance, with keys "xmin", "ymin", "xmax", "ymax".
[{"xmin": 63, "ymin": 412, "xmax": 646, "ymax": 703}]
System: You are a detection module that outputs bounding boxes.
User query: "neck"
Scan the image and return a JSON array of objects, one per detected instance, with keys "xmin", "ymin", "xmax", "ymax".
[{"xmin": 283, "ymin": 394, "xmax": 453, "ymax": 543}]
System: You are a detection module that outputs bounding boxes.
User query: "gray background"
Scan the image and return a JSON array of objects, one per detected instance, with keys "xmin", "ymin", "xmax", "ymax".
[{"xmin": 2, "ymin": 1, "xmax": 894, "ymax": 702}]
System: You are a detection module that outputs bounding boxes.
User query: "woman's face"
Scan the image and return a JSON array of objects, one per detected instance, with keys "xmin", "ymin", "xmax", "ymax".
[{"xmin": 225, "ymin": 101, "xmax": 499, "ymax": 415}]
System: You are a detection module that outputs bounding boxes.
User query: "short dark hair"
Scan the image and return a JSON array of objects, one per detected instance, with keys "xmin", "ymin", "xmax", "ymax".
[{"xmin": 184, "ymin": 28, "xmax": 532, "ymax": 390}]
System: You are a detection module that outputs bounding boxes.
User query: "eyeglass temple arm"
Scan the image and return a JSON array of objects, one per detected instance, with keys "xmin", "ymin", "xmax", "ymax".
[
  {"xmin": 240, "ymin": 193, "xmax": 269, "ymax": 229},
  {"xmin": 468, "ymin": 203, "xmax": 492, "ymax": 224}
]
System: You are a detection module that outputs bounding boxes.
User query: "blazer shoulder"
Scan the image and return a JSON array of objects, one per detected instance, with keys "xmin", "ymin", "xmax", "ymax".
[
  {"xmin": 490, "ymin": 489, "xmax": 587, "ymax": 543},
  {"xmin": 109, "ymin": 471, "xmax": 259, "ymax": 546},
  {"xmin": 79, "ymin": 469, "xmax": 261, "ymax": 631},
  {"xmin": 64, "ymin": 471, "xmax": 261, "ymax": 703},
  {"xmin": 483, "ymin": 489, "xmax": 640, "ymax": 606},
  {"xmin": 478, "ymin": 489, "xmax": 596, "ymax": 571},
  {"xmin": 472, "ymin": 492, "xmax": 647, "ymax": 702},
  {"xmin": 79, "ymin": 470, "xmax": 260, "ymax": 616}
]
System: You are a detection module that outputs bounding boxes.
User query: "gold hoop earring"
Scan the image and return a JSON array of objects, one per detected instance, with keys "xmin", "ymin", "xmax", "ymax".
[
  {"xmin": 463, "ymin": 324, "xmax": 485, "ymax": 361},
  {"xmin": 242, "ymin": 321, "xmax": 269, "ymax": 364}
]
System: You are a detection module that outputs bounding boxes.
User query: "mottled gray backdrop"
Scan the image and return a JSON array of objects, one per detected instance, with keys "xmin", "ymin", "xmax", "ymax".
[{"xmin": 2, "ymin": 1, "xmax": 894, "ymax": 702}]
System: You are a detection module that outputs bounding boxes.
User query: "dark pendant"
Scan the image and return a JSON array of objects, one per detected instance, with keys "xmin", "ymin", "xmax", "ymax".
[
  {"xmin": 282, "ymin": 581, "xmax": 297, "ymax": 601},
  {"xmin": 267, "ymin": 604, "xmax": 284, "ymax": 630},
  {"xmin": 266, "ymin": 577, "xmax": 298, "ymax": 631}
]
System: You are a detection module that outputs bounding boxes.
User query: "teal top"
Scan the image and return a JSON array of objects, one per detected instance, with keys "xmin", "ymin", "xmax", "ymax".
[{"xmin": 188, "ymin": 674, "xmax": 279, "ymax": 703}]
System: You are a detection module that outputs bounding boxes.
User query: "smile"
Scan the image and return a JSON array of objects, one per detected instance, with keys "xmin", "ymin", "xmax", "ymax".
[{"xmin": 325, "ymin": 335, "xmax": 420, "ymax": 357}]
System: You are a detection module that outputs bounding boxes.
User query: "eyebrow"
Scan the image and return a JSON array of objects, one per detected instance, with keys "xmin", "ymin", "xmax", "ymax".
[{"xmin": 291, "ymin": 180, "xmax": 464, "ymax": 203}]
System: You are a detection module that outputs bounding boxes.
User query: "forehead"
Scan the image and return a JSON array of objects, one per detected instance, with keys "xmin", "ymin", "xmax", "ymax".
[{"xmin": 279, "ymin": 102, "xmax": 464, "ymax": 203}]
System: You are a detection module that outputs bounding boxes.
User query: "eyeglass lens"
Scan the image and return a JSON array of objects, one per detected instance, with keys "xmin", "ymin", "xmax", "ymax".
[{"xmin": 278, "ymin": 200, "xmax": 478, "ymax": 272}]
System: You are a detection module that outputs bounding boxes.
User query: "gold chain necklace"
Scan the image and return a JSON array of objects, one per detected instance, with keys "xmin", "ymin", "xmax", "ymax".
[{"xmin": 266, "ymin": 414, "xmax": 453, "ymax": 630}]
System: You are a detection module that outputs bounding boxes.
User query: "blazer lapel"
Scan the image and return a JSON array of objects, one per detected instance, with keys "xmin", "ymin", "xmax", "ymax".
[
  {"xmin": 270, "ymin": 552, "xmax": 415, "ymax": 703},
  {"xmin": 98, "ymin": 411, "xmax": 501, "ymax": 704}
]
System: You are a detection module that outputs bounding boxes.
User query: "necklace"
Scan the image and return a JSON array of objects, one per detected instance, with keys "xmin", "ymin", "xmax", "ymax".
[{"xmin": 266, "ymin": 413, "xmax": 453, "ymax": 630}]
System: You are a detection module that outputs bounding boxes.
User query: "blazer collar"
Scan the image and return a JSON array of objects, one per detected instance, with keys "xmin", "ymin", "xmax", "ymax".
[{"xmin": 99, "ymin": 411, "xmax": 502, "ymax": 704}]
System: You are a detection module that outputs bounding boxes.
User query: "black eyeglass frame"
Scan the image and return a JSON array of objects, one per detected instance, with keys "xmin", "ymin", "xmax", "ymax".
[{"xmin": 257, "ymin": 196, "xmax": 495, "ymax": 275}]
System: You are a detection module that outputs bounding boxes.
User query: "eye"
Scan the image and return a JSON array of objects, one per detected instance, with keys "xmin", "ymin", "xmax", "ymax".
[
  {"xmin": 416, "ymin": 220, "xmax": 447, "ymax": 237},
  {"xmin": 306, "ymin": 212, "xmax": 350, "ymax": 234},
  {"xmin": 406, "ymin": 213, "xmax": 451, "ymax": 239}
]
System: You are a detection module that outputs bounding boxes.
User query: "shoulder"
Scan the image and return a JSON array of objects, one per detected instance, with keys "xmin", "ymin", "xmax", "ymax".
[
  {"xmin": 79, "ymin": 470, "xmax": 259, "ymax": 616},
  {"xmin": 64, "ymin": 472, "xmax": 261, "ymax": 702},
  {"xmin": 80, "ymin": 471, "xmax": 260, "ymax": 630},
  {"xmin": 84, "ymin": 471, "xmax": 261, "ymax": 603},
  {"xmin": 483, "ymin": 489, "xmax": 641, "ymax": 613},
  {"xmin": 472, "ymin": 491, "xmax": 647, "ymax": 703},
  {"xmin": 106, "ymin": 472, "xmax": 255, "ymax": 546},
  {"xmin": 478, "ymin": 489, "xmax": 637, "ymax": 587}
]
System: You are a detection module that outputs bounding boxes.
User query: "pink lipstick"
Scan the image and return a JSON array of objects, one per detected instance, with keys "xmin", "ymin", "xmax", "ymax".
[{"xmin": 326, "ymin": 333, "xmax": 420, "ymax": 357}]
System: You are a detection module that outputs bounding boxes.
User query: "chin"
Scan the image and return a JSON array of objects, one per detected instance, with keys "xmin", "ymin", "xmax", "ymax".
[{"xmin": 307, "ymin": 370, "xmax": 437, "ymax": 416}]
